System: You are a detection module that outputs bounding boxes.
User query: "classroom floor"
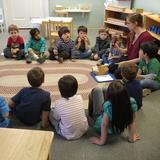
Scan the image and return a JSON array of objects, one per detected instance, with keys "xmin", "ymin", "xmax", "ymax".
[{"xmin": 0, "ymin": 30, "xmax": 160, "ymax": 160}]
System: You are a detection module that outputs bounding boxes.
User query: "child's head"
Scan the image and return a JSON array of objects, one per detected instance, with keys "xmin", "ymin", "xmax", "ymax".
[
  {"xmin": 139, "ymin": 41, "xmax": 158, "ymax": 59},
  {"xmin": 58, "ymin": 75, "xmax": 78, "ymax": 99},
  {"xmin": 121, "ymin": 62, "xmax": 138, "ymax": 81},
  {"xmin": 27, "ymin": 67, "xmax": 44, "ymax": 87},
  {"xmin": 30, "ymin": 28, "xmax": 41, "ymax": 40},
  {"xmin": 77, "ymin": 26, "xmax": 87, "ymax": 39},
  {"xmin": 8, "ymin": 24, "xmax": 19, "ymax": 40},
  {"xmin": 106, "ymin": 80, "xmax": 133, "ymax": 133},
  {"xmin": 58, "ymin": 27, "xmax": 71, "ymax": 42},
  {"xmin": 98, "ymin": 28, "xmax": 109, "ymax": 40}
]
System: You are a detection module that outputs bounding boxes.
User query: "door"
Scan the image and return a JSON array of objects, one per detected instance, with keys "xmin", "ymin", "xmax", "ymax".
[{"xmin": 3, "ymin": 0, "xmax": 49, "ymax": 28}]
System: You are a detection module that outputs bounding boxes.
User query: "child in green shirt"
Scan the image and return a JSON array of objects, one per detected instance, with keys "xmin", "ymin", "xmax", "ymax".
[{"xmin": 137, "ymin": 41, "xmax": 160, "ymax": 93}]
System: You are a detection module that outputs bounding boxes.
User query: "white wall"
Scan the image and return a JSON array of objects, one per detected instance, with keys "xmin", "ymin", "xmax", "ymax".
[{"xmin": 134, "ymin": 0, "xmax": 160, "ymax": 13}]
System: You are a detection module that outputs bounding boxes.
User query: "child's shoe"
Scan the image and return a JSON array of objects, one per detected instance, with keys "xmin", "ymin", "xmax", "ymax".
[
  {"xmin": 26, "ymin": 55, "xmax": 32, "ymax": 64},
  {"xmin": 58, "ymin": 57, "xmax": 63, "ymax": 63},
  {"xmin": 143, "ymin": 88, "xmax": 151, "ymax": 97},
  {"xmin": 37, "ymin": 56, "xmax": 46, "ymax": 64}
]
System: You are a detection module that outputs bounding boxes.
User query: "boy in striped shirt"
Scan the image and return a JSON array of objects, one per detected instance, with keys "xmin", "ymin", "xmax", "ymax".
[{"xmin": 49, "ymin": 75, "xmax": 88, "ymax": 140}]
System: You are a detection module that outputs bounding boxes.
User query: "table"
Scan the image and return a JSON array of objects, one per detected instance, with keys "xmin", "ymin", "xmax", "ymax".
[
  {"xmin": 31, "ymin": 17, "xmax": 73, "ymax": 38},
  {"xmin": 0, "ymin": 128, "xmax": 54, "ymax": 160}
]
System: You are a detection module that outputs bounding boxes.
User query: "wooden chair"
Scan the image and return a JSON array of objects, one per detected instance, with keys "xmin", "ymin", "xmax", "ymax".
[
  {"xmin": 41, "ymin": 20, "xmax": 50, "ymax": 39},
  {"xmin": 49, "ymin": 20, "xmax": 62, "ymax": 43}
]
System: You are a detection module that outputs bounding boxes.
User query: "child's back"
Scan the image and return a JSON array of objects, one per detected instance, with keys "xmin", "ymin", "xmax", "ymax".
[
  {"xmin": 49, "ymin": 75, "xmax": 88, "ymax": 140},
  {"xmin": 12, "ymin": 87, "xmax": 50, "ymax": 125},
  {"xmin": 9, "ymin": 67, "xmax": 51, "ymax": 127},
  {"xmin": 53, "ymin": 95, "xmax": 88, "ymax": 139}
]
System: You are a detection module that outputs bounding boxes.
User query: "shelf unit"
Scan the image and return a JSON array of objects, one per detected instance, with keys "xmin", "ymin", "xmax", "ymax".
[
  {"xmin": 144, "ymin": 14, "xmax": 160, "ymax": 41},
  {"xmin": 104, "ymin": 6, "xmax": 134, "ymax": 37}
]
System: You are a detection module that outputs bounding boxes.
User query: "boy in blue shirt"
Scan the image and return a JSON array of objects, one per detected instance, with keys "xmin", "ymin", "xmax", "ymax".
[
  {"xmin": 25, "ymin": 28, "xmax": 47, "ymax": 64},
  {"xmin": 8, "ymin": 67, "xmax": 51, "ymax": 128}
]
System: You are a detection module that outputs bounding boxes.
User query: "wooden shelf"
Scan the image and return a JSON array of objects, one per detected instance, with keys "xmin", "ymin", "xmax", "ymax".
[
  {"xmin": 106, "ymin": 5, "xmax": 133, "ymax": 14},
  {"xmin": 144, "ymin": 13, "xmax": 160, "ymax": 40},
  {"xmin": 104, "ymin": 6, "xmax": 132, "ymax": 38},
  {"xmin": 145, "ymin": 14, "xmax": 160, "ymax": 23},
  {"xmin": 105, "ymin": 18, "xmax": 127, "ymax": 28},
  {"xmin": 148, "ymin": 31, "xmax": 160, "ymax": 41}
]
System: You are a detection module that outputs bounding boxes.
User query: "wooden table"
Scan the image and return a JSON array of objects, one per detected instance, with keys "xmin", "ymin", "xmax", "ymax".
[{"xmin": 0, "ymin": 128, "xmax": 54, "ymax": 160}]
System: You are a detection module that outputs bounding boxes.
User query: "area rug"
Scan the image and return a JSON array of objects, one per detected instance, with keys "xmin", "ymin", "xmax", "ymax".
[{"xmin": 0, "ymin": 59, "xmax": 99, "ymax": 107}]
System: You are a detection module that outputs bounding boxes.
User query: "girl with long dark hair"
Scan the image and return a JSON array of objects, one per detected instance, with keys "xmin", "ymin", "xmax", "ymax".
[{"xmin": 90, "ymin": 80, "xmax": 140, "ymax": 145}]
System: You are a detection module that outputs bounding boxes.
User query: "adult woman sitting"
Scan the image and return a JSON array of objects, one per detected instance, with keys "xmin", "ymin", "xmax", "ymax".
[{"xmin": 109, "ymin": 13, "xmax": 154, "ymax": 76}]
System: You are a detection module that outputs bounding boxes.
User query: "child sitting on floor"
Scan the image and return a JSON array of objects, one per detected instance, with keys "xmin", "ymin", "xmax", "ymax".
[
  {"xmin": 8, "ymin": 67, "xmax": 51, "ymax": 128},
  {"xmin": 88, "ymin": 63, "xmax": 142, "ymax": 121},
  {"xmin": 90, "ymin": 80, "xmax": 139, "ymax": 145},
  {"xmin": 90, "ymin": 28, "xmax": 110, "ymax": 61},
  {"xmin": 25, "ymin": 28, "xmax": 47, "ymax": 64},
  {"xmin": 72, "ymin": 26, "xmax": 91, "ymax": 59},
  {"xmin": 101, "ymin": 33, "xmax": 125, "ymax": 64},
  {"xmin": 48, "ymin": 26, "xmax": 74, "ymax": 63},
  {"xmin": 121, "ymin": 62, "xmax": 143, "ymax": 110},
  {"xmin": 137, "ymin": 41, "xmax": 160, "ymax": 96},
  {"xmin": 49, "ymin": 75, "xmax": 88, "ymax": 140},
  {"xmin": 3, "ymin": 24, "xmax": 25, "ymax": 60},
  {"xmin": 0, "ymin": 96, "xmax": 11, "ymax": 128}
]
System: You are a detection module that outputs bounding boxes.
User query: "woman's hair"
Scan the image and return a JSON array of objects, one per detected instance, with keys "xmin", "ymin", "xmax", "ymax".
[
  {"xmin": 140, "ymin": 41, "xmax": 158, "ymax": 59},
  {"xmin": 77, "ymin": 25, "xmax": 88, "ymax": 34},
  {"xmin": 58, "ymin": 75, "xmax": 78, "ymax": 99},
  {"xmin": 27, "ymin": 67, "xmax": 44, "ymax": 87},
  {"xmin": 121, "ymin": 62, "xmax": 138, "ymax": 81},
  {"xmin": 30, "ymin": 28, "xmax": 40, "ymax": 38},
  {"xmin": 106, "ymin": 80, "xmax": 133, "ymax": 133},
  {"xmin": 127, "ymin": 13, "xmax": 143, "ymax": 27},
  {"xmin": 58, "ymin": 26, "xmax": 70, "ymax": 38},
  {"xmin": 8, "ymin": 24, "xmax": 19, "ymax": 33}
]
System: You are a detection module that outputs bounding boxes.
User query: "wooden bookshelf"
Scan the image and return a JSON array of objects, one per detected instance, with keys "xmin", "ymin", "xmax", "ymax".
[
  {"xmin": 104, "ymin": 6, "xmax": 134, "ymax": 37},
  {"xmin": 144, "ymin": 14, "xmax": 160, "ymax": 40}
]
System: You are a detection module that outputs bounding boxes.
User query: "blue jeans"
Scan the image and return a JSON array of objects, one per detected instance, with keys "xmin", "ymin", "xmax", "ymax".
[
  {"xmin": 140, "ymin": 79, "xmax": 160, "ymax": 90},
  {"xmin": 71, "ymin": 49, "xmax": 91, "ymax": 59}
]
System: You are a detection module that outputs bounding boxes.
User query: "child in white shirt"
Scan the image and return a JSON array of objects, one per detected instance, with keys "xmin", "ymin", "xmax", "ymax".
[{"xmin": 49, "ymin": 75, "xmax": 88, "ymax": 140}]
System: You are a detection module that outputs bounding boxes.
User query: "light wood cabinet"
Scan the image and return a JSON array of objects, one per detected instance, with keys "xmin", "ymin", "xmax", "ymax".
[
  {"xmin": 144, "ymin": 14, "xmax": 160, "ymax": 40},
  {"xmin": 104, "ymin": 6, "xmax": 133, "ymax": 38}
]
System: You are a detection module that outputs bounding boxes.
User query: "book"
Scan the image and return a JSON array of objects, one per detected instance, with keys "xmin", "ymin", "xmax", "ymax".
[{"xmin": 91, "ymin": 72, "xmax": 116, "ymax": 83}]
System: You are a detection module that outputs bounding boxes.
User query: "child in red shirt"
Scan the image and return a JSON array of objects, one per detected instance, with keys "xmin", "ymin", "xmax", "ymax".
[{"xmin": 3, "ymin": 24, "xmax": 25, "ymax": 60}]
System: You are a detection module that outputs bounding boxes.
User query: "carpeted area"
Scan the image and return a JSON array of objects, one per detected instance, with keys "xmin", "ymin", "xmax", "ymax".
[
  {"xmin": 0, "ymin": 59, "xmax": 98, "ymax": 108},
  {"xmin": 0, "ymin": 59, "xmax": 160, "ymax": 160}
]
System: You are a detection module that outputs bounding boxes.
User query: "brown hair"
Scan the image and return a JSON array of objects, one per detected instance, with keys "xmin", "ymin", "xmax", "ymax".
[
  {"xmin": 27, "ymin": 67, "xmax": 44, "ymax": 87},
  {"xmin": 127, "ymin": 13, "xmax": 143, "ymax": 27},
  {"xmin": 98, "ymin": 28, "xmax": 109, "ymax": 34},
  {"xmin": 8, "ymin": 24, "xmax": 19, "ymax": 33},
  {"xmin": 121, "ymin": 62, "xmax": 138, "ymax": 81}
]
